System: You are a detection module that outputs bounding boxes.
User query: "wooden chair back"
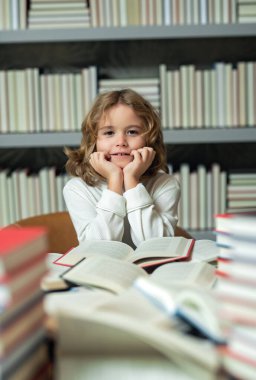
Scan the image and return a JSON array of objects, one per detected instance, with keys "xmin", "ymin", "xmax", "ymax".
[
  {"xmin": 14, "ymin": 211, "xmax": 78, "ymax": 254},
  {"xmin": 174, "ymin": 226, "xmax": 193, "ymax": 239},
  {"xmin": 11, "ymin": 211, "xmax": 192, "ymax": 253}
]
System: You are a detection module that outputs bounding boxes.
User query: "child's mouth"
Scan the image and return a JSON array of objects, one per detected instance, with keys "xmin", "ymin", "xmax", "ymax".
[{"xmin": 111, "ymin": 153, "xmax": 130, "ymax": 156}]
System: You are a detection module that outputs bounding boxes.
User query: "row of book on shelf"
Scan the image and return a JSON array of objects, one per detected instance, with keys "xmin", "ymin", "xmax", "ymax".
[
  {"xmin": 0, "ymin": 226, "xmax": 50, "ymax": 380},
  {"xmin": 174, "ymin": 164, "xmax": 256, "ymax": 230},
  {"xmin": 0, "ymin": 168, "xmax": 70, "ymax": 227},
  {"xmin": 89, "ymin": 0, "xmax": 240, "ymax": 28},
  {"xmin": 1, "ymin": 163, "xmax": 255, "ymax": 229},
  {"xmin": 1, "ymin": 0, "xmax": 254, "ymax": 30},
  {"xmin": 160, "ymin": 62, "xmax": 256, "ymax": 129},
  {"xmin": 0, "ymin": 66, "xmax": 97, "ymax": 134},
  {"xmin": 1, "ymin": 61, "xmax": 256, "ymax": 134}
]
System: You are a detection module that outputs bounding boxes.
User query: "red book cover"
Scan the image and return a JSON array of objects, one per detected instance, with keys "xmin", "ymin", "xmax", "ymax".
[{"xmin": 0, "ymin": 227, "xmax": 48, "ymax": 275}]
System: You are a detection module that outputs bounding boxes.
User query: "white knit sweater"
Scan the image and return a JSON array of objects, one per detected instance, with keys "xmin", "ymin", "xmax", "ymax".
[{"xmin": 63, "ymin": 171, "xmax": 180, "ymax": 248}]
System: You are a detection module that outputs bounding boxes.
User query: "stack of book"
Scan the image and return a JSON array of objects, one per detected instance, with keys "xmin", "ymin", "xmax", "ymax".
[
  {"xmin": 214, "ymin": 213, "xmax": 256, "ymax": 380},
  {"xmin": 237, "ymin": 0, "xmax": 256, "ymax": 23},
  {"xmin": 98, "ymin": 78, "xmax": 160, "ymax": 112},
  {"xmin": 0, "ymin": 227, "xmax": 49, "ymax": 380},
  {"xmin": 226, "ymin": 172, "xmax": 256, "ymax": 214},
  {"xmin": 89, "ymin": 0, "xmax": 238, "ymax": 27},
  {"xmin": 28, "ymin": 0, "xmax": 91, "ymax": 29}
]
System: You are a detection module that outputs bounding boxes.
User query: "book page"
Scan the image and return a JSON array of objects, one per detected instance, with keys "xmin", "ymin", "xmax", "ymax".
[
  {"xmin": 44, "ymin": 287, "xmax": 114, "ymax": 318},
  {"xmin": 95, "ymin": 288, "xmax": 179, "ymax": 329},
  {"xmin": 151, "ymin": 261, "xmax": 216, "ymax": 289},
  {"xmin": 191, "ymin": 240, "xmax": 219, "ymax": 263},
  {"xmin": 57, "ymin": 305, "xmax": 220, "ymax": 378},
  {"xmin": 57, "ymin": 356, "xmax": 194, "ymax": 380},
  {"xmin": 175, "ymin": 289, "xmax": 224, "ymax": 344},
  {"xmin": 128, "ymin": 237, "xmax": 194, "ymax": 264},
  {"xmin": 62, "ymin": 256, "xmax": 148, "ymax": 294},
  {"xmin": 133, "ymin": 278, "xmax": 224, "ymax": 345},
  {"xmin": 41, "ymin": 252, "xmax": 70, "ymax": 291},
  {"xmin": 44, "ymin": 287, "xmax": 114, "ymax": 338},
  {"xmin": 55, "ymin": 240, "xmax": 133, "ymax": 267}
]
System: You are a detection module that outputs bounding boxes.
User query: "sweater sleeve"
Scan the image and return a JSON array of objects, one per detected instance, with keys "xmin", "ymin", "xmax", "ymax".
[
  {"xmin": 63, "ymin": 179, "xmax": 126, "ymax": 243},
  {"xmin": 123, "ymin": 175, "xmax": 180, "ymax": 247}
]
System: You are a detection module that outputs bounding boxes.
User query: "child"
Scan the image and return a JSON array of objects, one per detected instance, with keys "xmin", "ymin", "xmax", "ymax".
[{"xmin": 63, "ymin": 89, "xmax": 180, "ymax": 248}]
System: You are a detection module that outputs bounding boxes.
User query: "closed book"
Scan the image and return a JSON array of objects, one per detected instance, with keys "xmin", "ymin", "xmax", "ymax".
[
  {"xmin": 215, "ymin": 275, "xmax": 256, "ymax": 303},
  {"xmin": 220, "ymin": 346, "xmax": 256, "ymax": 380},
  {"xmin": 0, "ymin": 253, "xmax": 47, "ymax": 309},
  {"xmin": 0, "ymin": 328, "xmax": 46, "ymax": 380},
  {"xmin": 217, "ymin": 297, "xmax": 256, "ymax": 325},
  {"xmin": 0, "ymin": 227, "xmax": 47, "ymax": 276},
  {"xmin": 0, "ymin": 298, "xmax": 44, "ymax": 357}
]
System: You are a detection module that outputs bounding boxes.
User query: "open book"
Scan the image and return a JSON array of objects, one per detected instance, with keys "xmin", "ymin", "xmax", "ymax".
[
  {"xmin": 133, "ymin": 277, "xmax": 225, "ymax": 345},
  {"xmin": 55, "ymin": 286, "xmax": 223, "ymax": 380},
  {"xmin": 54, "ymin": 237, "xmax": 195, "ymax": 270},
  {"xmin": 42, "ymin": 253, "xmax": 216, "ymax": 294}
]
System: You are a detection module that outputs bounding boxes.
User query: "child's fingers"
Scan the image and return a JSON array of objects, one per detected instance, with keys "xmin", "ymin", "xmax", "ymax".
[{"xmin": 137, "ymin": 147, "xmax": 156, "ymax": 162}]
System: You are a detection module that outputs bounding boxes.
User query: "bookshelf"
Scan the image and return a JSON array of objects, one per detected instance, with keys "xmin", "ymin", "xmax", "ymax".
[
  {"xmin": 1, "ymin": 24, "xmax": 256, "ymax": 42},
  {"xmin": 1, "ymin": 22, "xmax": 256, "ymax": 231},
  {"xmin": 1, "ymin": 128, "xmax": 256, "ymax": 147}
]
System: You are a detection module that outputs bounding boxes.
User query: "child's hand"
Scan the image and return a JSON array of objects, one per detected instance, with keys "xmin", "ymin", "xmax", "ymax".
[
  {"xmin": 123, "ymin": 147, "xmax": 156, "ymax": 190},
  {"xmin": 89, "ymin": 152, "xmax": 124, "ymax": 194}
]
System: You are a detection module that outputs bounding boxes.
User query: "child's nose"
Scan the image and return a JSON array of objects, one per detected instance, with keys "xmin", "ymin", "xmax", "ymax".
[{"xmin": 116, "ymin": 133, "xmax": 127, "ymax": 146}]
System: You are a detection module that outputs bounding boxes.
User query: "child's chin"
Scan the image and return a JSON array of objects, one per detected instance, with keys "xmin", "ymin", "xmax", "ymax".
[
  {"xmin": 111, "ymin": 157, "xmax": 132, "ymax": 168},
  {"xmin": 115, "ymin": 162, "xmax": 129, "ymax": 169}
]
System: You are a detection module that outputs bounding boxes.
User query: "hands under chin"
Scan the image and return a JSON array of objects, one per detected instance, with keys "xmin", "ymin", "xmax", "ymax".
[
  {"xmin": 90, "ymin": 151, "xmax": 122, "ymax": 178},
  {"xmin": 90, "ymin": 147, "xmax": 155, "ymax": 193},
  {"xmin": 90, "ymin": 151, "xmax": 124, "ymax": 194},
  {"xmin": 123, "ymin": 147, "xmax": 156, "ymax": 191}
]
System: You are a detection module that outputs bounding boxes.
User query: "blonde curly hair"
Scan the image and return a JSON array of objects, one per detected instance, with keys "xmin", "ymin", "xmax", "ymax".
[{"xmin": 65, "ymin": 89, "xmax": 169, "ymax": 186}]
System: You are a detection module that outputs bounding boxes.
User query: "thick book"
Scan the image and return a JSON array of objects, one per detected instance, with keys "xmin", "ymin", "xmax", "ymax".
[
  {"xmin": 219, "ymin": 325, "xmax": 256, "ymax": 380},
  {"xmin": 0, "ymin": 227, "xmax": 48, "ymax": 277},
  {"xmin": 53, "ymin": 237, "xmax": 195, "ymax": 270},
  {"xmin": 55, "ymin": 286, "xmax": 223, "ymax": 380},
  {"xmin": 0, "ymin": 253, "xmax": 47, "ymax": 309},
  {"xmin": 0, "ymin": 297, "xmax": 44, "ymax": 358}
]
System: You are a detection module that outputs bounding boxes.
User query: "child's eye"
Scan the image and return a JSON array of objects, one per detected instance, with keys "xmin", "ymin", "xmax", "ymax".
[
  {"xmin": 127, "ymin": 129, "xmax": 139, "ymax": 135},
  {"xmin": 103, "ymin": 130, "xmax": 114, "ymax": 136}
]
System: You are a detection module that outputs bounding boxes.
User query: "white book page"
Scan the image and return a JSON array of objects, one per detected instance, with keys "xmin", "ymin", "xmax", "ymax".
[
  {"xmin": 95, "ymin": 288, "xmax": 179, "ymax": 329},
  {"xmin": 55, "ymin": 240, "xmax": 133, "ymax": 266},
  {"xmin": 130, "ymin": 237, "xmax": 193, "ymax": 262},
  {"xmin": 58, "ymin": 356, "xmax": 194, "ymax": 380},
  {"xmin": 63, "ymin": 256, "xmax": 148, "ymax": 294},
  {"xmin": 44, "ymin": 287, "xmax": 114, "ymax": 318},
  {"xmin": 58, "ymin": 305, "xmax": 220, "ymax": 374},
  {"xmin": 191, "ymin": 240, "xmax": 219, "ymax": 263},
  {"xmin": 151, "ymin": 261, "xmax": 216, "ymax": 289}
]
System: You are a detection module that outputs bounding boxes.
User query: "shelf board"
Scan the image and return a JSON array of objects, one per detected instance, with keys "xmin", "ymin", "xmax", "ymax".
[
  {"xmin": 163, "ymin": 128, "xmax": 256, "ymax": 144},
  {"xmin": 0, "ymin": 132, "xmax": 81, "ymax": 147},
  {"xmin": 1, "ymin": 128, "xmax": 256, "ymax": 148},
  {"xmin": 1, "ymin": 24, "xmax": 256, "ymax": 44},
  {"xmin": 188, "ymin": 230, "xmax": 216, "ymax": 241}
]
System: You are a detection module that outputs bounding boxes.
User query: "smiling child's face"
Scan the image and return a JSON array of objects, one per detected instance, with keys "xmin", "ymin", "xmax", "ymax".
[{"xmin": 96, "ymin": 104, "xmax": 146, "ymax": 169}]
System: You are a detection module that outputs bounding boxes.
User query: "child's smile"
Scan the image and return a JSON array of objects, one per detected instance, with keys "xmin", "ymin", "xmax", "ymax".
[{"xmin": 96, "ymin": 104, "xmax": 146, "ymax": 169}]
